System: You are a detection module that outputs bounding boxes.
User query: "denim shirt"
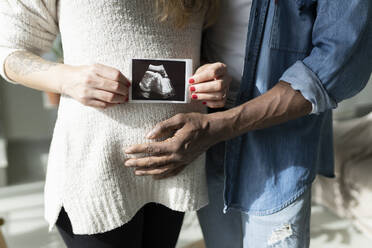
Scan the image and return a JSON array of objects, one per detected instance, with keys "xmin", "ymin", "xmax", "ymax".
[{"xmin": 223, "ymin": 0, "xmax": 372, "ymax": 215}]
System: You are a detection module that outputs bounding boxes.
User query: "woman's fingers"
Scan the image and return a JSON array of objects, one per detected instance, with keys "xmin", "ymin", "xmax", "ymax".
[
  {"xmin": 87, "ymin": 64, "xmax": 130, "ymax": 96},
  {"xmin": 191, "ymin": 92, "xmax": 226, "ymax": 101},
  {"xmin": 189, "ymin": 63, "xmax": 231, "ymax": 109},
  {"xmin": 190, "ymin": 79, "xmax": 226, "ymax": 93},
  {"xmin": 91, "ymin": 89, "xmax": 127, "ymax": 104},
  {"xmin": 190, "ymin": 62, "xmax": 227, "ymax": 84},
  {"xmin": 92, "ymin": 63, "xmax": 131, "ymax": 87},
  {"xmin": 190, "ymin": 81, "xmax": 228, "ymax": 108},
  {"xmin": 75, "ymin": 64, "xmax": 132, "ymax": 107},
  {"xmin": 90, "ymin": 77, "xmax": 129, "ymax": 97}
]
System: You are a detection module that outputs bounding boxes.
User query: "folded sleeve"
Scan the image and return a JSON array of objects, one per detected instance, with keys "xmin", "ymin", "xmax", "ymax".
[
  {"xmin": 280, "ymin": 0, "xmax": 372, "ymax": 114},
  {"xmin": 0, "ymin": 0, "xmax": 59, "ymax": 84}
]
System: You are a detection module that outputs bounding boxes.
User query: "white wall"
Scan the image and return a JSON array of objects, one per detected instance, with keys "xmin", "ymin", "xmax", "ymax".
[{"xmin": 333, "ymin": 75, "xmax": 372, "ymax": 119}]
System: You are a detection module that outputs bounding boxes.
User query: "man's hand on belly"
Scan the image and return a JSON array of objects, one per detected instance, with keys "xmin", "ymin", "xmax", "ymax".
[
  {"xmin": 124, "ymin": 81, "xmax": 312, "ymax": 179},
  {"xmin": 124, "ymin": 112, "xmax": 224, "ymax": 179}
]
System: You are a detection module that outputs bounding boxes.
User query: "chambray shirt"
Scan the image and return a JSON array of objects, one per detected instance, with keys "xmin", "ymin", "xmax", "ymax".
[{"xmin": 220, "ymin": 0, "xmax": 372, "ymax": 215}]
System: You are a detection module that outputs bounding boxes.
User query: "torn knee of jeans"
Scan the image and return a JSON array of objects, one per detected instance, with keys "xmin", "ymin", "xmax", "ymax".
[{"xmin": 268, "ymin": 224, "xmax": 293, "ymax": 246}]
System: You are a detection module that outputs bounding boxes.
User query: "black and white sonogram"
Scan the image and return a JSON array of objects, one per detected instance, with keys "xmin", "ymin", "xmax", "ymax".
[{"xmin": 130, "ymin": 59, "xmax": 192, "ymax": 103}]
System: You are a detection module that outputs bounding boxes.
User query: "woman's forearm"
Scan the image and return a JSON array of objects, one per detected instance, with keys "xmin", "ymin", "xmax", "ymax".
[
  {"xmin": 4, "ymin": 50, "xmax": 131, "ymax": 108},
  {"xmin": 4, "ymin": 51, "xmax": 71, "ymax": 93}
]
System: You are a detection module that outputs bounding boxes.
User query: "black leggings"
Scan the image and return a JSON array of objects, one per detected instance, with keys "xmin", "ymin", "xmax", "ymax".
[{"xmin": 56, "ymin": 203, "xmax": 185, "ymax": 248}]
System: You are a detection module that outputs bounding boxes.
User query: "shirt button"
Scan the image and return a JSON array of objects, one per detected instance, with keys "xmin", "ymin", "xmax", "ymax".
[{"xmin": 255, "ymin": 10, "xmax": 259, "ymax": 18}]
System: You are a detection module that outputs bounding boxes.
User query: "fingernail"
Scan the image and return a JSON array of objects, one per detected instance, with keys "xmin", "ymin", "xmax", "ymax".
[
  {"xmin": 190, "ymin": 86, "xmax": 196, "ymax": 92},
  {"xmin": 189, "ymin": 78, "xmax": 195, "ymax": 84},
  {"xmin": 128, "ymin": 82, "xmax": 132, "ymax": 87},
  {"xmin": 146, "ymin": 130, "xmax": 155, "ymax": 139},
  {"xmin": 125, "ymin": 96, "xmax": 129, "ymax": 102},
  {"xmin": 124, "ymin": 148, "xmax": 132, "ymax": 154},
  {"xmin": 192, "ymin": 94, "xmax": 198, "ymax": 100},
  {"xmin": 202, "ymin": 102, "xmax": 207, "ymax": 105}
]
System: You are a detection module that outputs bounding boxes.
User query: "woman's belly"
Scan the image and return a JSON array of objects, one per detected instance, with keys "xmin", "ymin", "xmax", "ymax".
[
  {"xmin": 55, "ymin": 96, "xmax": 205, "ymax": 164},
  {"xmin": 58, "ymin": 95, "xmax": 205, "ymax": 143},
  {"xmin": 49, "ymin": 96, "xmax": 206, "ymax": 195}
]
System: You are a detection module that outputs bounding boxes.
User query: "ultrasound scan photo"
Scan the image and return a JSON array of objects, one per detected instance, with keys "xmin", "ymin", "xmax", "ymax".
[
  {"xmin": 130, "ymin": 59, "xmax": 192, "ymax": 103},
  {"xmin": 138, "ymin": 64, "xmax": 175, "ymax": 99}
]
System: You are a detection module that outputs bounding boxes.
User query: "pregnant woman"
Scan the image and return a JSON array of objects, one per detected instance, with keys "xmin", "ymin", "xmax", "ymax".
[{"xmin": 0, "ymin": 1, "xmax": 230, "ymax": 247}]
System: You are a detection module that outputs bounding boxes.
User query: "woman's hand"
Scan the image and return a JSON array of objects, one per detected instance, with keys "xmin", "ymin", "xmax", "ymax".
[
  {"xmin": 61, "ymin": 63, "xmax": 131, "ymax": 108},
  {"xmin": 189, "ymin": 62, "xmax": 231, "ymax": 108},
  {"xmin": 4, "ymin": 51, "xmax": 130, "ymax": 109}
]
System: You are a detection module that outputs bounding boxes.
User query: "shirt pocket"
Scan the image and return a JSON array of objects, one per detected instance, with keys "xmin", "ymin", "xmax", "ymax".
[{"xmin": 270, "ymin": 0, "xmax": 316, "ymax": 54}]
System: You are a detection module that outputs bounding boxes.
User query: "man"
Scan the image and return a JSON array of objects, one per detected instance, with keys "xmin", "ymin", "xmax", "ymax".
[{"xmin": 125, "ymin": 0, "xmax": 372, "ymax": 247}]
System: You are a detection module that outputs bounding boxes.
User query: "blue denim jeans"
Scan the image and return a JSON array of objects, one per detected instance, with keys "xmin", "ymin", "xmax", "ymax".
[
  {"xmin": 241, "ymin": 188, "xmax": 311, "ymax": 248},
  {"xmin": 198, "ymin": 141, "xmax": 312, "ymax": 248},
  {"xmin": 197, "ymin": 141, "xmax": 244, "ymax": 248}
]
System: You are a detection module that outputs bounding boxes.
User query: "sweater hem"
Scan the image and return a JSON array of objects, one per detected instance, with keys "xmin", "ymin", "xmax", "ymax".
[{"xmin": 47, "ymin": 198, "xmax": 208, "ymax": 235}]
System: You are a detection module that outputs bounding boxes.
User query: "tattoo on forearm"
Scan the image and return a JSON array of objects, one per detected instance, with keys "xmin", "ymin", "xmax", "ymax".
[{"xmin": 6, "ymin": 51, "xmax": 58, "ymax": 76}]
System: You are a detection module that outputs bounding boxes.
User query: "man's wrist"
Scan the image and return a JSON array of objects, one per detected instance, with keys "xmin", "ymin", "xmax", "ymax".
[
  {"xmin": 206, "ymin": 81, "xmax": 313, "ymax": 143},
  {"xmin": 206, "ymin": 109, "xmax": 239, "ymax": 143}
]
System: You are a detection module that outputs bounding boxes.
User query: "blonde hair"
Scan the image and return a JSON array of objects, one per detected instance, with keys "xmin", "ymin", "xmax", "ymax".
[{"xmin": 156, "ymin": 0, "xmax": 220, "ymax": 28}]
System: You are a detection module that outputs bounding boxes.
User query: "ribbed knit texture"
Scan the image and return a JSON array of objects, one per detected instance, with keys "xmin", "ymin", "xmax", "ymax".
[{"xmin": 0, "ymin": 0, "xmax": 208, "ymax": 235}]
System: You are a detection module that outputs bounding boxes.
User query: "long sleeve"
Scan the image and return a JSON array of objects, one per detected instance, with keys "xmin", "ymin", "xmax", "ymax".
[
  {"xmin": 280, "ymin": 0, "xmax": 372, "ymax": 114},
  {"xmin": 0, "ymin": 0, "xmax": 59, "ymax": 83}
]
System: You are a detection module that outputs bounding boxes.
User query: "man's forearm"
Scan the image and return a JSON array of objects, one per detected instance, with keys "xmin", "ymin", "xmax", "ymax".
[
  {"xmin": 209, "ymin": 81, "xmax": 313, "ymax": 141},
  {"xmin": 4, "ymin": 51, "xmax": 70, "ymax": 93}
]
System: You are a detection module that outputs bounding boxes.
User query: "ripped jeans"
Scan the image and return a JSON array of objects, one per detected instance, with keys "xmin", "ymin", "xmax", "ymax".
[
  {"xmin": 198, "ymin": 140, "xmax": 311, "ymax": 248},
  {"xmin": 241, "ymin": 188, "xmax": 311, "ymax": 248}
]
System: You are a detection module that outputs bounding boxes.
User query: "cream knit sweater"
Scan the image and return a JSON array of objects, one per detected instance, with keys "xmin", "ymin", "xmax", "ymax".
[{"xmin": 0, "ymin": 0, "xmax": 208, "ymax": 235}]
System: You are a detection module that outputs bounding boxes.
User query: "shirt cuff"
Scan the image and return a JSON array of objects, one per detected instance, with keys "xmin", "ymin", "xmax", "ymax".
[
  {"xmin": 280, "ymin": 60, "xmax": 337, "ymax": 114},
  {"xmin": 0, "ymin": 47, "xmax": 22, "ymax": 84}
]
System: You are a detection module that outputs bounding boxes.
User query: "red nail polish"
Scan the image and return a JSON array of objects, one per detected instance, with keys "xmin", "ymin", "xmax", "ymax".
[
  {"xmin": 128, "ymin": 82, "xmax": 132, "ymax": 87},
  {"xmin": 190, "ymin": 86, "xmax": 196, "ymax": 92},
  {"xmin": 192, "ymin": 94, "xmax": 198, "ymax": 100},
  {"xmin": 189, "ymin": 78, "xmax": 195, "ymax": 84},
  {"xmin": 125, "ymin": 96, "xmax": 129, "ymax": 102},
  {"xmin": 202, "ymin": 102, "xmax": 207, "ymax": 105}
]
